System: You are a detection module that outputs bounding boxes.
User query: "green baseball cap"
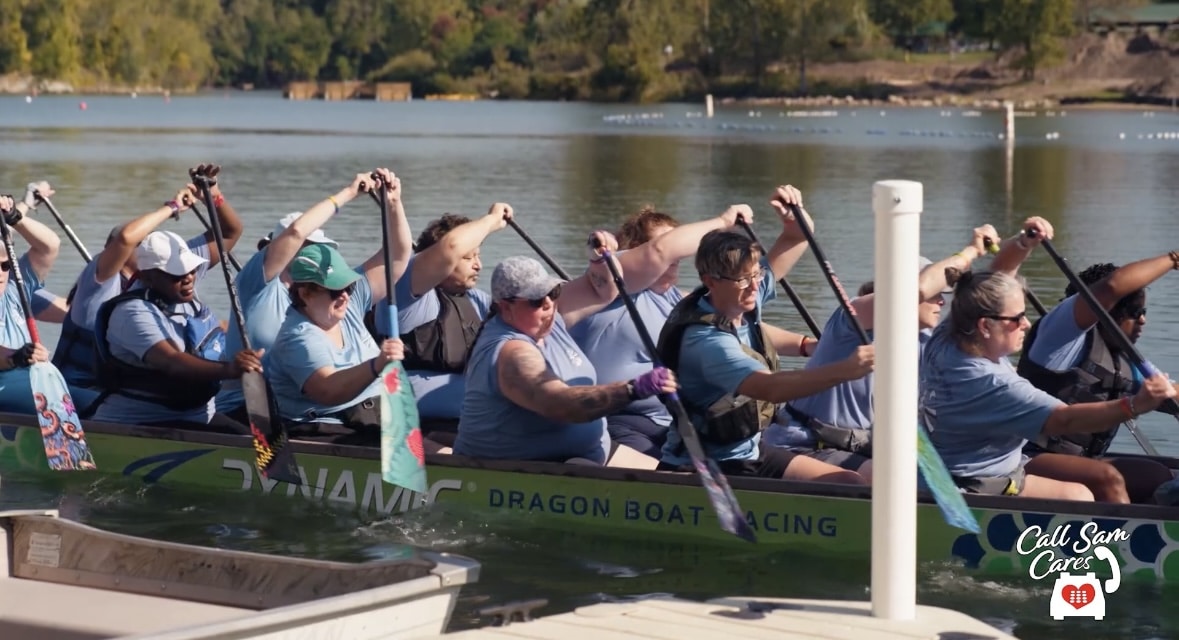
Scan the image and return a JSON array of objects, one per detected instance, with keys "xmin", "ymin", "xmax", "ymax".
[{"xmin": 290, "ymin": 244, "xmax": 361, "ymax": 290}]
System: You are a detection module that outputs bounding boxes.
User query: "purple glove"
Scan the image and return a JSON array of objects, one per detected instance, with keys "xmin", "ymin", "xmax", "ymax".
[{"xmin": 632, "ymin": 367, "xmax": 672, "ymax": 399}]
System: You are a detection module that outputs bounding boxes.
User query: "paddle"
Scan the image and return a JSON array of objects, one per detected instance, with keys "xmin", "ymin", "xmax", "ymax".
[
  {"xmin": 192, "ymin": 175, "xmax": 301, "ymax": 484},
  {"xmin": 0, "ymin": 206, "xmax": 95, "ymax": 471},
  {"xmin": 32, "ymin": 192, "xmax": 91, "ymax": 263},
  {"xmin": 369, "ymin": 173, "xmax": 427, "ymax": 495},
  {"xmin": 598, "ymin": 246, "xmax": 757, "ymax": 543},
  {"xmin": 777, "ymin": 199, "xmax": 979, "ymax": 533},
  {"xmin": 983, "ymin": 238, "xmax": 1048, "ymax": 316},
  {"xmin": 736, "ymin": 218, "xmax": 823, "ymax": 339},
  {"xmin": 1025, "ymin": 228, "xmax": 1163, "ymax": 457},
  {"xmin": 190, "ymin": 202, "xmax": 243, "ymax": 272},
  {"xmin": 508, "ymin": 219, "xmax": 571, "ymax": 280}
]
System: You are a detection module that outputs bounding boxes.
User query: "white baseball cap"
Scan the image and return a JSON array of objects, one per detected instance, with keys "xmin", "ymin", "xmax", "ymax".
[
  {"xmin": 269, "ymin": 212, "xmax": 338, "ymax": 248},
  {"xmin": 136, "ymin": 231, "xmax": 208, "ymax": 276}
]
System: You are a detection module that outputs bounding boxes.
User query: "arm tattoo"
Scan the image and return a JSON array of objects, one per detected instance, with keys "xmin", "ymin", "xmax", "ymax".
[{"xmin": 501, "ymin": 343, "xmax": 632, "ymax": 423}]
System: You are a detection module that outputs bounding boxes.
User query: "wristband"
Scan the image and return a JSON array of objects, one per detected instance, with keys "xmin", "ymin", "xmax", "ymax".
[
  {"xmin": 213, "ymin": 194, "xmax": 225, "ymax": 208},
  {"xmin": 799, "ymin": 336, "xmax": 811, "ymax": 357},
  {"xmin": 2, "ymin": 208, "xmax": 22, "ymax": 227},
  {"xmin": 165, "ymin": 200, "xmax": 180, "ymax": 215},
  {"xmin": 1168, "ymin": 251, "xmax": 1179, "ymax": 271},
  {"xmin": 1119, "ymin": 396, "xmax": 1135, "ymax": 420},
  {"xmin": 328, "ymin": 195, "xmax": 340, "ymax": 214}
]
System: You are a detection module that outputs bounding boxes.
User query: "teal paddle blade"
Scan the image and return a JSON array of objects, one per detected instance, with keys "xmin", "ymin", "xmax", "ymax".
[
  {"xmin": 917, "ymin": 425, "xmax": 978, "ymax": 533},
  {"xmin": 379, "ymin": 360, "xmax": 426, "ymax": 494},
  {"xmin": 30, "ymin": 362, "xmax": 96, "ymax": 471}
]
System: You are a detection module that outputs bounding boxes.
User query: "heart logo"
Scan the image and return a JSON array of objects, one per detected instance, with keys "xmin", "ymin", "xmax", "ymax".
[{"xmin": 1061, "ymin": 584, "xmax": 1096, "ymax": 610}]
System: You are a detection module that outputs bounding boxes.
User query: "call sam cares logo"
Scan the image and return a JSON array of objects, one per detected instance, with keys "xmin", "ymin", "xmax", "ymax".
[{"xmin": 1016, "ymin": 521, "xmax": 1126, "ymax": 621}]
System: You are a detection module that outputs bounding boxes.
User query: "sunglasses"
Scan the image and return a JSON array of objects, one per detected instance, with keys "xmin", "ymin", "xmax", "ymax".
[
  {"xmin": 984, "ymin": 311, "xmax": 1028, "ymax": 325},
  {"xmin": 511, "ymin": 285, "xmax": 562, "ymax": 308},
  {"xmin": 0, "ymin": 260, "xmax": 10, "ymax": 273},
  {"xmin": 1119, "ymin": 306, "xmax": 1147, "ymax": 321},
  {"xmin": 321, "ymin": 283, "xmax": 355, "ymax": 300}
]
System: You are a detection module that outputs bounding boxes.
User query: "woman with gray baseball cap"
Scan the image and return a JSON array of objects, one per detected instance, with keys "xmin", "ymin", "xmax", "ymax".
[{"xmin": 455, "ymin": 232, "xmax": 677, "ymax": 465}]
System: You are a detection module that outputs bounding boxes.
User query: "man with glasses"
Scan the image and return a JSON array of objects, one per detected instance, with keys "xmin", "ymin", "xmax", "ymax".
[
  {"xmin": 1018, "ymin": 255, "xmax": 1179, "ymax": 502},
  {"xmin": 654, "ymin": 186, "xmax": 875, "ymax": 484},
  {"xmin": 91, "ymin": 230, "xmax": 263, "ymax": 429}
]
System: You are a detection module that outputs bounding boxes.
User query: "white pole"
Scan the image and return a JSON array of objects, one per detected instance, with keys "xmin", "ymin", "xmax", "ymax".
[
  {"xmin": 870, "ymin": 180, "xmax": 922, "ymax": 621},
  {"xmin": 1003, "ymin": 101, "xmax": 1015, "ymax": 142},
  {"xmin": 705, "ymin": 94, "xmax": 714, "ymax": 118}
]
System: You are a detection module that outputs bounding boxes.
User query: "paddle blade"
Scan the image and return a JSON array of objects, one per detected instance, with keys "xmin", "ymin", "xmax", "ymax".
[
  {"xmin": 243, "ymin": 372, "xmax": 300, "ymax": 485},
  {"xmin": 379, "ymin": 361, "xmax": 426, "ymax": 494},
  {"xmin": 30, "ymin": 362, "xmax": 96, "ymax": 471},
  {"xmin": 916, "ymin": 426, "xmax": 979, "ymax": 533},
  {"xmin": 693, "ymin": 457, "xmax": 758, "ymax": 543}
]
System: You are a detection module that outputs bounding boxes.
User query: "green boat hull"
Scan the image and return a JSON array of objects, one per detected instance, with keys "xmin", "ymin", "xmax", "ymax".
[{"xmin": 3, "ymin": 415, "xmax": 1179, "ymax": 583}]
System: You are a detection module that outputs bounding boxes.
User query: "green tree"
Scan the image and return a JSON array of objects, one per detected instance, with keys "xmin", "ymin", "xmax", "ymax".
[
  {"xmin": 995, "ymin": 0, "xmax": 1074, "ymax": 79},
  {"xmin": 871, "ymin": 0, "xmax": 953, "ymax": 41},
  {"xmin": 0, "ymin": 0, "xmax": 30, "ymax": 73}
]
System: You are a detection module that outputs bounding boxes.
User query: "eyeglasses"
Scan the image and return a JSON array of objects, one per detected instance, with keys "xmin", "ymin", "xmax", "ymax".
[
  {"xmin": 715, "ymin": 268, "xmax": 764, "ymax": 290},
  {"xmin": 511, "ymin": 285, "xmax": 561, "ymax": 308},
  {"xmin": 0, "ymin": 260, "xmax": 10, "ymax": 273},
  {"xmin": 984, "ymin": 311, "xmax": 1028, "ymax": 325}
]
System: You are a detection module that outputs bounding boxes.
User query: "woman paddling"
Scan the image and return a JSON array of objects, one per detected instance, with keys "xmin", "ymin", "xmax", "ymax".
[
  {"xmin": 456, "ymin": 232, "xmax": 677, "ymax": 465},
  {"xmin": 919, "ymin": 221, "xmax": 1177, "ymax": 502},
  {"xmin": 266, "ymin": 231, "xmax": 410, "ymax": 443}
]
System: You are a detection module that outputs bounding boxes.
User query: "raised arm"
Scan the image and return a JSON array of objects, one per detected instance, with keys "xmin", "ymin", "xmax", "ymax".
[
  {"xmin": 264, "ymin": 173, "xmax": 370, "ymax": 282},
  {"xmin": 766, "ymin": 185, "xmax": 813, "ymax": 281},
  {"xmin": 1069, "ymin": 252, "xmax": 1179, "ymax": 331},
  {"xmin": 556, "ymin": 230, "xmax": 621, "ymax": 328},
  {"xmin": 407, "ymin": 203, "xmax": 510, "ymax": 297},
  {"xmin": 99, "ymin": 187, "xmax": 196, "ymax": 282},
  {"xmin": 615, "ymin": 205, "xmax": 748, "ymax": 292},
  {"xmin": 359, "ymin": 170, "xmax": 422, "ymax": 300},
  {"xmin": 988, "ymin": 217, "xmax": 1053, "ymax": 277},
  {"xmin": 8, "ymin": 181, "xmax": 61, "ymax": 282},
  {"xmin": 189, "ymin": 164, "xmax": 244, "ymax": 267}
]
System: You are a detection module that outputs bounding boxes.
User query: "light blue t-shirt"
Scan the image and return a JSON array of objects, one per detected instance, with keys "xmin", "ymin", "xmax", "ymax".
[
  {"xmin": 390, "ymin": 255, "xmax": 491, "ymax": 419},
  {"xmin": 660, "ymin": 263, "xmax": 776, "ymax": 467},
  {"xmin": 267, "ymin": 274, "xmax": 380, "ymax": 422},
  {"xmin": 216, "ymin": 248, "xmax": 293, "ymax": 413},
  {"xmin": 91, "ymin": 243, "xmax": 217, "ymax": 425},
  {"xmin": 919, "ymin": 322, "xmax": 1064, "ymax": 478},
  {"xmin": 456, "ymin": 314, "xmax": 610, "ymax": 463},
  {"xmin": 0, "ymin": 253, "xmax": 47, "ymax": 415},
  {"xmin": 571, "ymin": 286, "xmax": 683, "ymax": 427}
]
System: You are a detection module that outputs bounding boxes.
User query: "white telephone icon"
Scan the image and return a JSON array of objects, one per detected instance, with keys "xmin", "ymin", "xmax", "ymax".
[{"xmin": 1050, "ymin": 545, "xmax": 1120, "ymax": 621}]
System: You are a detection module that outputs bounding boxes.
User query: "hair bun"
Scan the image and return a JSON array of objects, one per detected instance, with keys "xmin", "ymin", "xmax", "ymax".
[{"xmin": 945, "ymin": 266, "xmax": 972, "ymax": 291}]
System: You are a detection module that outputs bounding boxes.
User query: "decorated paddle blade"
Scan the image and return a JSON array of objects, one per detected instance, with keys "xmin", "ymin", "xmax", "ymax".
[
  {"xmin": 694, "ymin": 457, "xmax": 757, "ymax": 543},
  {"xmin": 243, "ymin": 372, "xmax": 300, "ymax": 484},
  {"xmin": 917, "ymin": 425, "xmax": 978, "ymax": 533},
  {"xmin": 380, "ymin": 360, "xmax": 426, "ymax": 494},
  {"xmin": 30, "ymin": 363, "xmax": 96, "ymax": 471}
]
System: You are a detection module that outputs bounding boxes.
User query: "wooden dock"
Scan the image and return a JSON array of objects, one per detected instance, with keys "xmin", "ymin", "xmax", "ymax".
[
  {"xmin": 284, "ymin": 81, "xmax": 412, "ymax": 101},
  {"xmin": 439, "ymin": 595, "xmax": 1017, "ymax": 639}
]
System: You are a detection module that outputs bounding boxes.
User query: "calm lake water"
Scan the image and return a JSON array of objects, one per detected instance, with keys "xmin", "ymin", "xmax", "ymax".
[{"xmin": 1, "ymin": 92, "xmax": 1178, "ymax": 638}]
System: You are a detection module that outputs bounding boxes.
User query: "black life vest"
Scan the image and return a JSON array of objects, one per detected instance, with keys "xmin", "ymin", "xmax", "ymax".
[
  {"xmin": 400, "ymin": 289, "xmax": 482, "ymax": 373},
  {"xmin": 1017, "ymin": 318, "xmax": 1135, "ymax": 457},
  {"xmin": 52, "ymin": 272, "xmax": 137, "ymax": 389},
  {"xmin": 656, "ymin": 287, "xmax": 778, "ymax": 446},
  {"xmin": 93, "ymin": 289, "xmax": 226, "ymax": 412}
]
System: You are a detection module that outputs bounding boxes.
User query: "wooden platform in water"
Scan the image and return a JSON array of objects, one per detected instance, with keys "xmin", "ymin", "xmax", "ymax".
[{"xmin": 442, "ymin": 595, "xmax": 1016, "ymax": 639}]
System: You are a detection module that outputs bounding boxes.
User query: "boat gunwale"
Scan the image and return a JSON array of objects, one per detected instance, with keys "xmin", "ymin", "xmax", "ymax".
[{"xmin": 3, "ymin": 412, "xmax": 1178, "ymax": 523}]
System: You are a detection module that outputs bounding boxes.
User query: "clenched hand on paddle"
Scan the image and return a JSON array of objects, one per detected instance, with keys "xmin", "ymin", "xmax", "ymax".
[{"xmin": 0, "ymin": 194, "xmax": 95, "ymax": 471}]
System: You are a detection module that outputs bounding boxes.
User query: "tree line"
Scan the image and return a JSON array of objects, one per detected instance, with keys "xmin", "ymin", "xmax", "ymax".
[{"xmin": 0, "ymin": 0, "xmax": 1146, "ymax": 101}]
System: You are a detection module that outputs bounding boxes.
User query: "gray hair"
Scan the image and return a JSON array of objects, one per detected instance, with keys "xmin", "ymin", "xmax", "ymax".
[
  {"xmin": 695, "ymin": 230, "xmax": 763, "ymax": 280},
  {"xmin": 946, "ymin": 268, "xmax": 1025, "ymax": 348}
]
